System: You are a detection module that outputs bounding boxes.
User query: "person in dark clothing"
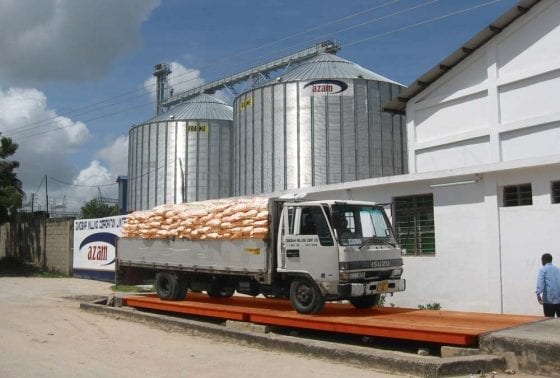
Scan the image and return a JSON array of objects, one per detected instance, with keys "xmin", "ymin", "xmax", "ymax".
[{"xmin": 300, "ymin": 214, "xmax": 316, "ymax": 235}]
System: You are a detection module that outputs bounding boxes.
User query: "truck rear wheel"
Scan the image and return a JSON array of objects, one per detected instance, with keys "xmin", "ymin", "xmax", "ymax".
[
  {"xmin": 289, "ymin": 279, "xmax": 325, "ymax": 314},
  {"xmin": 349, "ymin": 294, "xmax": 380, "ymax": 309},
  {"xmin": 207, "ymin": 282, "xmax": 235, "ymax": 298},
  {"xmin": 156, "ymin": 272, "xmax": 186, "ymax": 301}
]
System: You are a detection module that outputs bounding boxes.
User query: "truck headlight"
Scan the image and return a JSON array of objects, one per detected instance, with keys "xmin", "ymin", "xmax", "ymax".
[{"xmin": 391, "ymin": 268, "xmax": 402, "ymax": 278}]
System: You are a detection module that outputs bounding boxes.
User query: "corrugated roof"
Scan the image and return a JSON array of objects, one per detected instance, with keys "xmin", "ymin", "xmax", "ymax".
[
  {"xmin": 384, "ymin": 0, "xmax": 541, "ymax": 114},
  {"xmin": 259, "ymin": 53, "xmax": 400, "ymax": 86},
  {"xmin": 144, "ymin": 93, "xmax": 233, "ymax": 123}
]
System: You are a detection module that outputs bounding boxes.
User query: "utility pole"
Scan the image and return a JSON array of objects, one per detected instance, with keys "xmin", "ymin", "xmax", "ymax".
[
  {"xmin": 45, "ymin": 175, "xmax": 49, "ymax": 214},
  {"xmin": 42, "ymin": 175, "xmax": 48, "ymax": 270}
]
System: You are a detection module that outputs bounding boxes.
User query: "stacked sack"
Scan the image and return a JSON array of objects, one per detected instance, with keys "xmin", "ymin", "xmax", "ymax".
[{"xmin": 122, "ymin": 197, "xmax": 269, "ymax": 240}]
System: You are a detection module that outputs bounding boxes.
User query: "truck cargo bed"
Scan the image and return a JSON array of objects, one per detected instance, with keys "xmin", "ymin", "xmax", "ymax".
[{"xmin": 117, "ymin": 238, "xmax": 269, "ymax": 276}]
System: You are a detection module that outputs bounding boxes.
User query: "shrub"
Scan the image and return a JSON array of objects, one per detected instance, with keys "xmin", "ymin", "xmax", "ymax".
[
  {"xmin": 418, "ymin": 303, "xmax": 441, "ymax": 310},
  {"xmin": 0, "ymin": 256, "xmax": 37, "ymax": 276}
]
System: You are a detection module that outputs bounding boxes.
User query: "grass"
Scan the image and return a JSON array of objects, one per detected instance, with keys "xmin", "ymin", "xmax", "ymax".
[
  {"xmin": 35, "ymin": 270, "xmax": 64, "ymax": 278},
  {"xmin": 111, "ymin": 284, "xmax": 154, "ymax": 293}
]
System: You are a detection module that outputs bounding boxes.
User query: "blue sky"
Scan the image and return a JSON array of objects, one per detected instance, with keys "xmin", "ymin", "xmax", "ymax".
[{"xmin": 0, "ymin": 0, "xmax": 519, "ymax": 213}]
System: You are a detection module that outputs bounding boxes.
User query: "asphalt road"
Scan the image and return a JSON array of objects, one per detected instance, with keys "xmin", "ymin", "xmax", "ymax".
[{"xmin": 0, "ymin": 277, "xmax": 400, "ymax": 378}]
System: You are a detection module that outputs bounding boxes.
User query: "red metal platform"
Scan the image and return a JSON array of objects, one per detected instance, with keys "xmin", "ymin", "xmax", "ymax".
[{"xmin": 123, "ymin": 293, "xmax": 542, "ymax": 346}]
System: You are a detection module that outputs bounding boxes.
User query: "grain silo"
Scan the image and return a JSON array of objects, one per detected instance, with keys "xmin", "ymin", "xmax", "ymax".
[
  {"xmin": 233, "ymin": 53, "xmax": 407, "ymax": 196},
  {"xmin": 128, "ymin": 93, "xmax": 233, "ymax": 211}
]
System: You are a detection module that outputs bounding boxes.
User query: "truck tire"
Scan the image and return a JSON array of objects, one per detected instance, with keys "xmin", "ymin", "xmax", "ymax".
[
  {"xmin": 207, "ymin": 282, "xmax": 235, "ymax": 298},
  {"xmin": 156, "ymin": 272, "xmax": 185, "ymax": 301},
  {"xmin": 349, "ymin": 294, "xmax": 380, "ymax": 309},
  {"xmin": 173, "ymin": 275, "xmax": 188, "ymax": 300},
  {"xmin": 289, "ymin": 279, "xmax": 325, "ymax": 314}
]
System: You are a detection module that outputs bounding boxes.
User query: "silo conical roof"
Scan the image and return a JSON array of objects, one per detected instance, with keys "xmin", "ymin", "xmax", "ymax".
[
  {"xmin": 268, "ymin": 53, "xmax": 400, "ymax": 85},
  {"xmin": 146, "ymin": 93, "xmax": 233, "ymax": 123}
]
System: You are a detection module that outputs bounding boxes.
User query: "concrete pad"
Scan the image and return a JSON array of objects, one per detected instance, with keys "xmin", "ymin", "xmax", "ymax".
[
  {"xmin": 225, "ymin": 320, "xmax": 272, "ymax": 334},
  {"xmin": 440, "ymin": 346, "xmax": 483, "ymax": 358},
  {"xmin": 480, "ymin": 318, "xmax": 560, "ymax": 377}
]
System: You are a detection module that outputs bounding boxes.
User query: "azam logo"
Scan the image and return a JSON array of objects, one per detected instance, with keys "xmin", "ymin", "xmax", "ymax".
[
  {"xmin": 303, "ymin": 79, "xmax": 348, "ymax": 94},
  {"xmin": 79, "ymin": 232, "xmax": 118, "ymax": 266}
]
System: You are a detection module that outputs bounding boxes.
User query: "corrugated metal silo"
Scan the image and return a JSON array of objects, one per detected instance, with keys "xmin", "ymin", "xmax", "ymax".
[
  {"xmin": 233, "ymin": 53, "xmax": 407, "ymax": 196},
  {"xmin": 128, "ymin": 93, "xmax": 233, "ymax": 211}
]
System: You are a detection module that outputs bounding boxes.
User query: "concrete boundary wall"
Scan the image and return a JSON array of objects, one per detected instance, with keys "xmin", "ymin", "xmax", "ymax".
[
  {"xmin": 0, "ymin": 217, "xmax": 74, "ymax": 275},
  {"xmin": 45, "ymin": 219, "xmax": 74, "ymax": 275}
]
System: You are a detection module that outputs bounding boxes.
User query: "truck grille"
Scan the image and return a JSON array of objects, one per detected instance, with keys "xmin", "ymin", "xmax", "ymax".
[{"xmin": 365, "ymin": 270, "xmax": 392, "ymax": 280}]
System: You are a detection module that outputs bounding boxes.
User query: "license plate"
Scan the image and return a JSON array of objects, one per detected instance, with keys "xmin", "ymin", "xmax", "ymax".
[{"xmin": 377, "ymin": 280, "xmax": 389, "ymax": 292}]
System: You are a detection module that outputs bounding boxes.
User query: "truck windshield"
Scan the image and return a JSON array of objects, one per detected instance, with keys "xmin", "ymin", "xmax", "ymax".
[{"xmin": 331, "ymin": 204, "xmax": 396, "ymax": 247}]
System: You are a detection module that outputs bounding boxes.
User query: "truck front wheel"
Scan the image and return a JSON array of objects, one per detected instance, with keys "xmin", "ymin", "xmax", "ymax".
[
  {"xmin": 156, "ymin": 272, "xmax": 186, "ymax": 300},
  {"xmin": 349, "ymin": 294, "xmax": 380, "ymax": 309},
  {"xmin": 289, "ymin": 279, "xmax": 325, "ymax": 314}
]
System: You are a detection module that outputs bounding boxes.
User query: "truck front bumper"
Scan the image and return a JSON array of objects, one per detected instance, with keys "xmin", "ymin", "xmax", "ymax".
[{"xmin": 338, "ymin": 278, "xmax": 406, "ymax": 298}]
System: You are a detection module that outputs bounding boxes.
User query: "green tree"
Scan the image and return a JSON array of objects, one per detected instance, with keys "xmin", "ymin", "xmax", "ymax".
[
  {"xmin": 0, "ymin": 134, "xmax": 24, "ymax": 224},
  {"xmin": 80, "ymin": 198, "xmax": 119, "ymax": 219}
]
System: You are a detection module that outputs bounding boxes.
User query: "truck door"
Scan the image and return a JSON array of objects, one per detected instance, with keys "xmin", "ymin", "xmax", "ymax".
[{"xmin": 280, "ymin": 205, "xmax": 339, "ymax": 292}]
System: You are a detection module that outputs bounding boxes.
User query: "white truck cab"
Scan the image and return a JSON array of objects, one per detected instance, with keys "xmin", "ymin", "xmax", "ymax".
[{"xmin": 277, "ymin": 200, "xmax": 406, "ymax": 313}]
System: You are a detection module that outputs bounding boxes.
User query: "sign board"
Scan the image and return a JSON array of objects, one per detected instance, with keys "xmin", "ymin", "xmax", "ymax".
[{"xmin": 73, "ymin": 215, "xmax": 128, "ymax": 282}]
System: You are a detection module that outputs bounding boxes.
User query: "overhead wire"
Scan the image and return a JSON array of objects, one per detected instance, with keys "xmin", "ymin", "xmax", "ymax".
[
  {"xmin": 8, "ymin": 0, "xmax": 490, "ymax": 142},
  {"xmin": 5, "ymin": 0, "xmax": 411, "ymax": 139},
  {"xmin": 47, "ymin": 176, "xmax": 117, "ymax": 188},
  {"xmin": 346, "ymin": 0, "xmax": 504, "ymax": 47},
  {"xmin": 41, "ymin": 148, "xmax": 178, "ymax": 189},
  {"xmin": 258, "ymin": 0, "xmax": 442, "ymax": 61},
  {"xmin": 219, "ymin": 0, "xmax": 403, "ymax": 58},
  {"xmin": 21, "ymin": 0, "xmax": 508, "ymax": 193},
  {"xmin": 11, "ymin": 99, "xmax": 153, "ymax": 140}
]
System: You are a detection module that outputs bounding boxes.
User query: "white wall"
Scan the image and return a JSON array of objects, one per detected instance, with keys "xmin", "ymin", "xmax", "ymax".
[
  {"xmin": 377, "ymin": 1, "xmax": 560, "ymax": 315},
  {"xmin": 303, "ymin": 163, "xmax": 560, "ymax": 315},
  {"xmin": 406, "ymin": 0, "xmax": 560, "ymax": 174},
  {"xmin": 497, "ymin": 167, "xmax": 560, "ymax": 315},
  {"xmin": 308, "ymin": 179, "xmax": 500, "ymax": 312}
]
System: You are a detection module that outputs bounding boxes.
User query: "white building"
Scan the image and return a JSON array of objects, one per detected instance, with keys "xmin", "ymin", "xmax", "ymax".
[{"xmin": 300, "ymin": 0, "xmax": 560, "ymax": 315}]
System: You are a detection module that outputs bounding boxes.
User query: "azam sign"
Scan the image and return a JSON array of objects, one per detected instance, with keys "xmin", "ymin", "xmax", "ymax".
[
  {"xmin": 303, "ymin": 79, "xmax": 349, "ymax": 97},
  {"xmin": 73, "ymin": 215, "xmax": 127, "ymax": 272}
]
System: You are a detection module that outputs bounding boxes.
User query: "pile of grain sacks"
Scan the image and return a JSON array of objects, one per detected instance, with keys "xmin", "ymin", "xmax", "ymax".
[{"xmin": 122, "ymin": 197, "xmax": 269, "ymax": 240}]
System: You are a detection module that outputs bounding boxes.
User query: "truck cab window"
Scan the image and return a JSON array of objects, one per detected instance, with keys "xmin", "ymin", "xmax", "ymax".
[
  {"xmin": 300, "ymin": 210, "xmax": 316, "ymax": 235},
  {"xmin": 331, "ymin": 204, "xmax": 396, "ymax": 246},
  {"xmin": 285, "ymin": 207, "xmax": 296, "ymax": 235},
  {"xmin": 299, "ymin": 207, "xmax": 334, "ymax": 246}
]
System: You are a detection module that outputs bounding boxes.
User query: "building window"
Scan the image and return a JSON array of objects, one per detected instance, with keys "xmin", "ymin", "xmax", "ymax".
[
  {"xmin": 393, "ymin": 194, "xmax": 435, "ymax": 256},
  {"xmin": 552, "ymin": 181, "xmax": 560, "ymax": 204},
  {"xmin": 503, "ymin": 184, "xmax": 532, "ymax": 207}
]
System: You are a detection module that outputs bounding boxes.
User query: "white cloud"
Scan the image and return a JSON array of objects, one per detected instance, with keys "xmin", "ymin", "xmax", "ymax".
[
  {"xmin": 0, "ymin": 87, "xmax": 91, "ymax": 189},
  {"xmin": 0, "ymin": 0, "xmax": 161, "ymax": 85},
  {"xmin": 74, "ymin": 160, "xmax": 112, "ymax": 186},
  {"xmin": 145, "ymin": 61, "xmax": 206, "ymax": 103},
  {"xmin": 0, "ymin": 87, "xmax": 127, "ymax": 214},
  {"xmin": 0, "ymin": 0, "xmax": 161, "ymax": 215},
  {"xmin": 70, "ymin": 160, "xmax": 117, "ymax": 208},
  {"xmin": 94, "ymin": 135, "xmax": 129, "ymax": 177}
]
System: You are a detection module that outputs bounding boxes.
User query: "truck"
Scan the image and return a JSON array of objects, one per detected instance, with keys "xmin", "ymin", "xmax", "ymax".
[{"xmin": 117, "ymin": 197, "xmax": 406, "ymax": 314}]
